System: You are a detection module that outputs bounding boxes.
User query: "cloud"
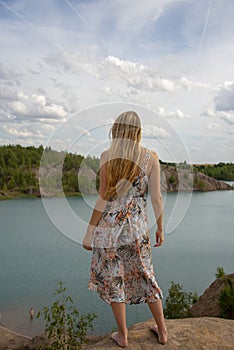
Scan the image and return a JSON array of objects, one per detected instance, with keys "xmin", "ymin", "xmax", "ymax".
[
  {"xmin": 45, "ymin": 51, "xmax": 175, "ymax": 94},
  {"xmin": 0, "ymin": 85, "xmax": 18, "ymax": 101},
  {"xmin": 203, "ymin": 108, "xmax": 234, "ymax": 126},
  {"xmin": 143, "ymin": 124, "xmax": 170, "ymax": 138},
  {"xmin": 219, "ymin": 112, "xmax": 234, "ymax": 126},
  {"xmin": 215, "ymin": 81, "xmax": 234, "ymax": 111},
  {"xmin": 2, "ymin": 125, "xmax": 43, "ymax": 138},
  {"xmin": 157, "ymin": 107, "xmax": 190, "ymax": 119},
  {"xmin": 203, "ymin": 81, "xmax": 234, "ymax": 126},
  {"xmin": 5, "ymin": 91, "xmax": 67, "ymax": 123},
  {"xmin": 1, "ymin": 0, "xmax": 234, "ymax": 162},
  {"xmin": 105, "ymin": 55, "xmax": 174, "ymax": 92},
  {"xmin": 207, "ymin": 122, "xmax": 220, "ymax": 130},
  {"xmin": 44, "ymin": 51, "xmax": 100, "ymax": 77},
  {"xmin": 179, "ymin": 76, "xmax": 212, "ymax": 91},
  {"xmin": 0, "ymin": 61, "xmax": 68, "ymax": 125},
  {"xmin": 0, "ymin": 63, "xmax": 18, "ymax": 84}
]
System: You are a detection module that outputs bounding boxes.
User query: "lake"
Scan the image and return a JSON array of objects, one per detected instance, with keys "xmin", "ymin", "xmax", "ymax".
[{"xmin": 0, "ymin": 190, "xmax": 233, "ymax": 337}]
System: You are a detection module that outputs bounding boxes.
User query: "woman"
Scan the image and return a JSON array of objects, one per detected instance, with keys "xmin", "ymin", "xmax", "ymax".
[{"xmin": 83, "ymin": 111, "xmax": 168, "ymax": 347}]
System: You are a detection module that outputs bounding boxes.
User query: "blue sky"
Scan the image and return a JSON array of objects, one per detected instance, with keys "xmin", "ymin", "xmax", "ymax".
[{"xmin": 0, "ymin": 0, "xmax": 234, "ymax": 162}]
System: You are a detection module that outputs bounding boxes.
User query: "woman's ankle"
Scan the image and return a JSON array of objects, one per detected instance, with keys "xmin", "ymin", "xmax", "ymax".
[
  {"xmin": 158, "ymin": 327, "xmax": 168, "ymax": 344},
  {"xmin": 119, "ymin": 328, "xmax": 128, "ymax": 339}
]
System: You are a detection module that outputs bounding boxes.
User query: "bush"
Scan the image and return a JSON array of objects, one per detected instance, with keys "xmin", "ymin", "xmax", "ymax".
[
  {"xmin": 37, "ymin": 281, "xmax": 97, "ymax": 350},
  {"xmin": 168, "ymin": 175, "xmax": 176, "ymax": 184},
  {"xmin": 215, "ymin": 266, "xmax": 225, "ymax": 279},
  {"xmin": 164, "ymin": 281, "xmax": 197, "ymax": 319},
  {"xmin": 219, "ymin": 278, "xmax": 234, "ymax": 319}
]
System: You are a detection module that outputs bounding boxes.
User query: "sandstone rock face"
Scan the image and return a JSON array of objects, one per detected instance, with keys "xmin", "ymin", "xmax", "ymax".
[
  {"xmin": 84, "ymin": 317, "xmax": 234, "ymax": 350},
  {"xmin": 191, "ymin": 273, "xmax": 234, "ymax": 317},
  {"xmin": 1, "ymin": 318, "xmax": 234, "ymax": 350},
  {"xmin": 160, "ymin": 165, "xmax": 233, "ymax": 192},
  {"xmin": 38, "ymin": 163, "xmax": 233, "ymax": 197}
]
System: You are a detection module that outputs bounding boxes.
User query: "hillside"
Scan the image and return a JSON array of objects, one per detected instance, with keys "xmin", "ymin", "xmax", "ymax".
[
  {"xmin": 0, "ymin": 145, "xmax": 233, "ymax": 199},
  {"xmin": 191, "ymin": 273, "xmax": 234, "ymax": 318}
]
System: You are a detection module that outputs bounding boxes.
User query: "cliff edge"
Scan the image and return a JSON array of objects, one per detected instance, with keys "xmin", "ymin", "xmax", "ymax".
[
  {"xmin": 191, "ymin": 273, "xmax": 234, "ymax": 318},
  {"xmin": 1, "ymin": 317, "xmax": 233, "ymax": 350}
]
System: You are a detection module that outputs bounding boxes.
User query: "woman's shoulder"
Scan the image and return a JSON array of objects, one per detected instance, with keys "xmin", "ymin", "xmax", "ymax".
[
  {"xmin": 100, "ymin": 149, "xmax": 109, "ymax": 166},
  {"xmin": 143, "ymin": 147, "xmax": 158, "ymax": 160},
  {"xmin": 150, "ymin": 150, "xmax": 159, "ymax": 159},
  {"xmin": 100, "ymin": 149, "xmax": 109, "ymax": 158},
  {"xmin": 146, "ymin": 149, "xmax": 160, "ymax": 176}
]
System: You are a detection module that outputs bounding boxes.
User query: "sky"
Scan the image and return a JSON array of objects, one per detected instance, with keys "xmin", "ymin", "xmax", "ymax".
[{"xmin": 0, "ymin": 0, "xmax": 234, "ymax": 163}]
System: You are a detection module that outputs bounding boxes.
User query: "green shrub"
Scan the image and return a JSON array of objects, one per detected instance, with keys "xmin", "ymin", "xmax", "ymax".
[
  {"xmin": 37, "ymin": 281, "xmax": 97, "ymax": 350},
  {"xmin": 164, "ymin": 281, "xmax": 197, "ymax": 319},
  {"xmin": 215, "ymin": 266, "xmax": 225, "ymax": 279},
  {"xmin": 197, "ymin": 179, "xmax": 205, "ymax": 190},
  {"xmin": 219, "ymin": 278, "xmax": 234, "ymax": 319},
  {"xmin": 168, "ymin": 175, "xmax": 176, "ymax": 184}
]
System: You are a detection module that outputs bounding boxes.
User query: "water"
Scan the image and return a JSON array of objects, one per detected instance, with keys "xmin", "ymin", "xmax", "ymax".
[{"xmin": 0, "ymin": 190, "xmax": 233, "ymax": 337}]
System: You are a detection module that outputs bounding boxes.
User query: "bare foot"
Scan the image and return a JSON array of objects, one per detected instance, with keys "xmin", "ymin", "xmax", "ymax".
[
  {"xmin": 150, "ymin": 326, "xmax": 168, "ymax": 345},
  {"xmin": 110, "ymin": 332, "xmax": 128, "ymax": 347}
]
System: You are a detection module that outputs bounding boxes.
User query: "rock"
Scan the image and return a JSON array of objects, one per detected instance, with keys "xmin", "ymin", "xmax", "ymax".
[
  {"xmin": 0, "ymin": 326, "xmax": 31, "ymax": 350},
  {"xmin": 83, "ymin": 317, "xmax": 234, "ymax": 350},
  {"xmin": 160, "ymin": 165, "xmax": 232, "ymax": 192},
  {"xmin": 1, "ymin": 318, "xmax": 233, "ymax": 349},
  {"xmin": 0, "ymin": 191, "xmax": 7, "ymax": 196},
  {"xmin": 24, "ymin": 334, "xmax": 48, "ymax": 350},
  {"xmin": 191, "ymin": 273, "xmax": 234, "ymax": 317}
]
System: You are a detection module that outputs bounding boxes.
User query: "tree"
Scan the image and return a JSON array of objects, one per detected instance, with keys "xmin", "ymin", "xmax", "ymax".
[
  {"xmin": 215, "ymin": 266, "xmax": 225, "ymax": 279},
  {"xmin": 164, "ymin": 282, "xmax": 197, "ymax": 319},
  {"xmin": 215, "ymin": 266, "xmax": 234, "ymax": 319},
  {"xmin": 219, "ymin": 278, "xmax": 234, "ymax": 319},
  {"xmin": 37, "ymin": 281, "xmax": 97, "ymax": 350}
]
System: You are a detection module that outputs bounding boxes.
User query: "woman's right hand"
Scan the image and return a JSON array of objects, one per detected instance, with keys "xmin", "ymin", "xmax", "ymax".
[
  {"xmin": 82, "ymin": 228, "xmax": 93, "ymax": 251},
  {"xmin": 154, "ymin": 229, "xmax": 164, "ymax": 247}
]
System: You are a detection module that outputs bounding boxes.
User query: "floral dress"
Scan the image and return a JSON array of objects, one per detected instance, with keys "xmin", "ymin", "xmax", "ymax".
[{"xmin": 88, "ymin": 149, "xmax": 163, "ymax": 304}]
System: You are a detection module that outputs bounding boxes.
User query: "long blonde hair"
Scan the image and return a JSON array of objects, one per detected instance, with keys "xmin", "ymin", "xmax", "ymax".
[{"xmin": 106, "ymin": 111, "xmax": 142, "ymax": 199}]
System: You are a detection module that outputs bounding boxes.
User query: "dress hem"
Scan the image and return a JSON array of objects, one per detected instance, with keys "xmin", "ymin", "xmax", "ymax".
[{"xmin": 88, "ymin": 284, "xmax": 163, "ymax": 305}]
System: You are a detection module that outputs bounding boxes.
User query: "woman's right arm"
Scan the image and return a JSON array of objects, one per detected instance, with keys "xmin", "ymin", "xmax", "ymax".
[
  {"xmin": 149, "ymin": 151, "xmax": 164, "ymax": 247},
  {"xmin": 82, "ymin": 151, "xmax": 108, "ymax": 250}
]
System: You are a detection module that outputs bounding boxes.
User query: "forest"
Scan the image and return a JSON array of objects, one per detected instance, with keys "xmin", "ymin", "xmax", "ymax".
[
  {"xmin": 0, "ymin": 144, "xmax": 99, "ymax": 198},
  {"xmin": 0, "ymin": 144, "xmax": 233, "ymax": 198},
  {"xmin": 194, "ymin": 163, "xmax": 234, "ymax": 181}
]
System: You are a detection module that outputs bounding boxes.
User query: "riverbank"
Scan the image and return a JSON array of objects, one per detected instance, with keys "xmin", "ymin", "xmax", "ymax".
[
  {"xmin": 0, "ymin": 177, "xmax": 233, "ymax": 201},
  {"xmin": 0, "ymin": 325, "xmax": 31, "ymax": 350},
  {"xmin": 0, "ymin": 191, "xmax": 82, "ymax": 201}
]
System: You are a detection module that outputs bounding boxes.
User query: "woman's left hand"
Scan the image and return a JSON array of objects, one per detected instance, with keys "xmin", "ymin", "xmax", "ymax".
[{"xmin": 154, "ymin": 229, "xmax": 164, "ymax": 247}]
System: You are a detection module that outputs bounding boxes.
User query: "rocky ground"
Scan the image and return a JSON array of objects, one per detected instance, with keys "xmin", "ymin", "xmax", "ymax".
[
  {"xmin": 84, "ymin": 317, "xmax": 234, "ymax": 350},
  {"xmin": 191, "ymin": 273, "xmax": 234, "ymax": 317},
  {"xmin": 0, "ymin": 317, "xmax": 233, "ymax": 350}
]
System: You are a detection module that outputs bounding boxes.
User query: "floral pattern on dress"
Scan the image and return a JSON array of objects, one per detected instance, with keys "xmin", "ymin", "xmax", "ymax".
[{"xmin": 88, "ymin": 149, "xmax": 163, "ymax": 304}]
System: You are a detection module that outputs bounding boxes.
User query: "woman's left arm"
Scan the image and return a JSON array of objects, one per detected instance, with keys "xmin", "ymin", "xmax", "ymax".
[{"xmin": 82, "ymin": 151, "xmax": 108, "ymax": 250}]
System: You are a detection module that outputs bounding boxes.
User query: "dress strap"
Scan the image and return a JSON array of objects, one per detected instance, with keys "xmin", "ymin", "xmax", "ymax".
[{"xmin": 139, "ymin": 149, "xmax": 151, "ymax": 176}]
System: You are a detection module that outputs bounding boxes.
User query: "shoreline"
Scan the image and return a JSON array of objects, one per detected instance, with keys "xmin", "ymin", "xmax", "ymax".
[
  {"xmin": 0, "ymin": 192, "xmax": 83, "ymax": 201},
  {"xmin": 0, "ymin": 324, "xmax": 32, "ymax": 350},
  {"xmin": 0, "ymin": 325, "xmax": 32, "ymax": 340},
  {"xmin": 0, "ymin": 185, "xmax": 233, "ymax": 201}
]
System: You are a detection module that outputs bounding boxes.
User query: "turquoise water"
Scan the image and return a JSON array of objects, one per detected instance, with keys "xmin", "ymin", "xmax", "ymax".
[{"xmin": 0, "ymin": 190, "xmax": 233, "ymax": 337}]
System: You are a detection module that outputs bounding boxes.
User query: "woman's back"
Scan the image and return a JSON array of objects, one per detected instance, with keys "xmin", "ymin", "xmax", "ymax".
[{"xmin": 84, "ymin": 111, "xmax": 167, "ymax": 346}]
